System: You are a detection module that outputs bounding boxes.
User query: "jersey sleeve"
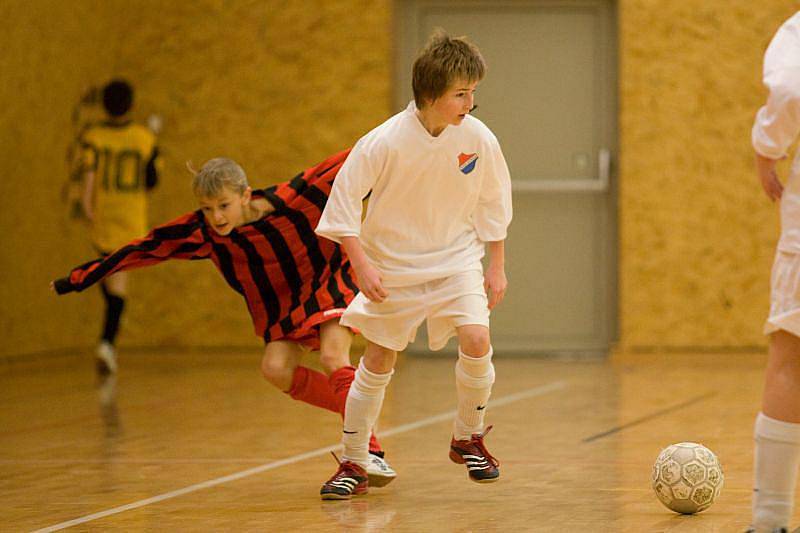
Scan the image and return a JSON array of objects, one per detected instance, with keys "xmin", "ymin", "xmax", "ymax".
[
  {"xmin": 473, "ymin": 135, "xmax": 513, "ymax": 242},
  {"xmin": 53, "ymin": 212, "xmax": 211, "ymax": 295},
  {"xmin": 261, "ymin": 149, "xmax": 352, "ymax": 210},
  {"xmin": 315, "ymin": 139, "xmax": 384, "ymax": 243},
  {"xmin": 752, "ymin": 19, "xmax": 800, "ymax": 159}
]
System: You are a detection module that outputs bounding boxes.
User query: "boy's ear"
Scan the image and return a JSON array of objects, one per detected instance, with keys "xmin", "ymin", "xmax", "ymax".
[
  {"xmin": 420, "ymin": 95, "xmax": 438, "ymax": 109},
  {"xmin": 242, "ymin": 186, "xmax": 253, "ymax": 204}
]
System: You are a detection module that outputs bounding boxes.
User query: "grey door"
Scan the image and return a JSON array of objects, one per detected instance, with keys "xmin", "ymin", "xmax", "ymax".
[{"xmin": 396, "ymin": 0, "xmax": 617, "ymax": 356}]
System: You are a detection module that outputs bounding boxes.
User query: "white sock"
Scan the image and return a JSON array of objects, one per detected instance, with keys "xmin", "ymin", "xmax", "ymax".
[
  {"xmin": 752, "ymin": 411, "xmax": 800, "ymax": 531},
  {"xmin": 341, "ymin": 358, "xmax": 393, "ymax": 469},
  {"xmin": 453, "ymin": 346, "xmax": 495, "ymax": 440}
]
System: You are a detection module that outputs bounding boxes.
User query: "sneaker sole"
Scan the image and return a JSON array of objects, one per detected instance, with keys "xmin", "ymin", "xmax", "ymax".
[
  {"xmin": 367, "ymin": 472, "xmax": 397, "ymax": 488},
  {"xmin": 321, "ymin": 492, "xmax": 353, "ymax": 500},
  {"xmin": 471, "ymin": 475, "xmax": 500, "ymax": 484},
  {"xmin": 320, "ymin": 487, "xmax": 368, "ymax": 501}
]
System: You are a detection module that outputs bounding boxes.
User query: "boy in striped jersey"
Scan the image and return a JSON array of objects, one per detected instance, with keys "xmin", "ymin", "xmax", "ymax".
[{"xmin": 52, "ymin": 150, "xmax": 395, "ymax": 486}]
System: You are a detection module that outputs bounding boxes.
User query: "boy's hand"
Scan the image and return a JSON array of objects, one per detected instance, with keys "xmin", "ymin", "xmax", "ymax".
[
  {"xmin": 49, "ymin": 281, "xmax": 56, "ymax": 293},
  {"xmin": 484, "ymin": 265, "xmax": 507, "ymax": 310},
  {"xmin": 756, "ymin": 152, "xmax": 784, "ymax": 202},
  {"xmin": 354, "ymin": 261, "xmax": 388, "ymax": 303}
]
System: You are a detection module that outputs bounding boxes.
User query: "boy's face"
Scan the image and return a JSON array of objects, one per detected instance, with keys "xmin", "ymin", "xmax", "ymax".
[
  {"xmin": 198, "ymin": 186, "xmax": 252, "ymax": 236},
  {"xmin": 426, "ymin": 79, "xmax": 479, "ymax": 126}
]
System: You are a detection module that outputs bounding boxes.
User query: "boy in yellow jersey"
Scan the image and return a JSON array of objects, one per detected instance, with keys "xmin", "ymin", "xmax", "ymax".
[{"xmin": 80, "ymin": 79, "xmax": 160, "ymax": 374}]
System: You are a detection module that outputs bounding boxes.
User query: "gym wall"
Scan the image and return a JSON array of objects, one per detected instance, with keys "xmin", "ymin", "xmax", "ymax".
[{"xmin": 1, "ymin": 1, "xmax": 797, "ymax": 358}]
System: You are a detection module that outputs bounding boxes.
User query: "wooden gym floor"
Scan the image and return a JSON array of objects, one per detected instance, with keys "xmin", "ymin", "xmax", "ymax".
[{"xmin": 0, "ymin": 348, "xmax": 793, "ymax": 532}]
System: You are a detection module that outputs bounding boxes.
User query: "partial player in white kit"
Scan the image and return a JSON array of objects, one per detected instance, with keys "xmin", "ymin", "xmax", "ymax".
[
  {"xmin": 749, "ymin": 10, "xmax": 800, "ymax": 533},
  {"xmin": 315, "ymin": 29, "xmax": 512, "ymax": 500}
]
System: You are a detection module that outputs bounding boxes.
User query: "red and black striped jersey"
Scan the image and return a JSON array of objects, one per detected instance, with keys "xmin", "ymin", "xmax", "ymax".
[{"xmin": 54, "ymin": 149, "xmax": 358, "ymax": 347}]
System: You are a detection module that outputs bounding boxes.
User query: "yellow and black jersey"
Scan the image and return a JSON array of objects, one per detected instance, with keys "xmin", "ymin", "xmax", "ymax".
[{"xmin": 82, "ymin": 120, "xmax": 160, "ymax": 252}]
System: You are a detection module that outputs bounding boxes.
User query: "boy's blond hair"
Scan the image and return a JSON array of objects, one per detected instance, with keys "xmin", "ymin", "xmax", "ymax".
[
  {"xmin": 412, "ymin": 29, "xmax": 486, "ymax": 108},
  {"xmin": 189, "ymin": 158, "xmax": 248, "ymax": 198}
]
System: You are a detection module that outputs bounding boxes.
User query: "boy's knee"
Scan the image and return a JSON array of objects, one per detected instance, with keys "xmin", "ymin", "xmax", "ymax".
[
  {"xmin": 319, "ymin": 349, "xmax": 350, "ymax": 372},
  {"xmin": 459, "ymin": 327, "xmax": 491, "ymax": 357},
  {"xmin": 260, "ymin": 354, "xmax": 293, "ymax": 383},
  {"xmin": 362, "ymin": 343, "xmax": 397, "ymax": 373},
  {"xmin": 318, "ymin": 321, "xmax": 353, "ymax": 371}
]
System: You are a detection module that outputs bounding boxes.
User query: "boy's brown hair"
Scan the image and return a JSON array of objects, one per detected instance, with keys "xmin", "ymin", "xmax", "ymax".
[
  {"xmin": 412, "ymin": 29, "xmax": 486, "ymax": 108},
  {"xmin": 189, "ymin": 158, "xmax": 248, "ymax": 198}
]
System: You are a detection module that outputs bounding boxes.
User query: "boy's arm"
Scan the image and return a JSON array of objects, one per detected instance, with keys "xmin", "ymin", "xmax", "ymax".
[
  {"xmin": 52, "ymin": 212, "xmax": 210, "ymax": 295},
  {"xmin": 315, "ymin": 142, "xmax": 380, "ymax": 244},
  {"xmin": 262, "ymin": 149, "xmax": 352, "ymax": 211},
  {"xmin": 484, "ymin": 240, "xmax": 507, "ymax": 310},
  {"xmin": 80, "ymin": 135, "xmax": 98, "ymax": 221},
  {"xmin": 752, "ymin": 26, "xmax": 800, "ymax": 162},
  {"xmin": 341, "ymin": 236, "xmax": 387, "ymax": 303},
  {"xmin": 752, "ymin": 71, "xmax": 800, "ymax": 162},
  {"xmin": 316, "ymin": 142, "xmax": 386, "ymax": 301},
  {"xmin": 474, "ymin": 136, "xmax": 512, "ymax": 310},
  {"xmin": 752, "ymin": 24, "xmax": 800, "ymax": 201},
  {"xmin": 752, "ymin": 71, "xmax": 800, "ymax": 201},
  {"xmin": 81, "ymin": 169, "xmax": 95, "ymax": 222},
  {"xmin": 755, "ymin": 153, "xmax": 784, "ymax": 202},
  {"xmin": 474, "ymin": 136, "xmax": 513, "ymax": 243}
]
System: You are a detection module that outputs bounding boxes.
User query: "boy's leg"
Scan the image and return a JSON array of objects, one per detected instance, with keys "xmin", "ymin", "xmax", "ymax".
[
  {"xmin": 319, "ymin": 321, "xmax": 395, "ymax": 486},
  {"xmin": 321, "ymin": 340, "xmax": 396, "ymax": 499},
  {"xmin": 751, "ymin": 330, "xmax": 800, "ymax": 532},
  {"xmin": 454, "ymin": 324, "xmax": 494, "ymax": 438},
  {"xmin": 263, "ymin": 341, "xmax": 341, "ymax": 413},
  {"xmin": 97, "ymin": 271, "xmax": 128, "ymax": 374},
  {"xmin": 342, "ymin": 341, "xmax": 397, "ymax": 464},
  {"xmin": 318, "ymin": 320, "xmax": 386, "ymax": 457},
  {"xmin": 449, "ymin": 323, "xmax": 499, "ymax": 483},
  {"xmin": 318, "ymin": 319, "xmax": 357, "ymax": 412}
]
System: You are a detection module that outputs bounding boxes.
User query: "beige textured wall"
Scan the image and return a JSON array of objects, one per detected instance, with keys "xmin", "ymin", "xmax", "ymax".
[
  {"xmin": 0, "ymin": 0, "xmax": 391, "ymax": 358},
  {"xmin": 618, "ymin": 1, "xmax": 800, "ymax": 352}
]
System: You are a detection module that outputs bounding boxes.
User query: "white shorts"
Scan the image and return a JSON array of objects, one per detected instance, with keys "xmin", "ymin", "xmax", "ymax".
[
  {"xmin": 765, "ymin": 250, "xmax": 800, "ymax": 337},
  {"xmin": 341, "ymin": 269, "xmax": 490, "ymax": 352}
]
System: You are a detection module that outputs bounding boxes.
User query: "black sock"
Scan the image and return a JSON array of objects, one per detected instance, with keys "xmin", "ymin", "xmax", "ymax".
[{"xmin": 100, "ymin": 283, "xmax": 125, "ymax": 344}]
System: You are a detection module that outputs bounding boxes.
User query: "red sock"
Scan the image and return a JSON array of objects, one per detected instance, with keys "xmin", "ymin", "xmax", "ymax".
[
  {"xmin": 286, "ymin": 366, "xmax": 340, "ymax": 414},
  {"xmin": 329, "ymin": 366, "xmax": 383, "ymax": 454},
  {"xmin": 328, "ymin": 365, "xmax": 355, "ymax": 412}
]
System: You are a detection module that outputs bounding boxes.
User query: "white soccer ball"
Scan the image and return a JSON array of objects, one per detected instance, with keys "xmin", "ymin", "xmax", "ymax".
[{"xmin": 651, "ymin": 442, "xmax": 724, "ymax": 514}]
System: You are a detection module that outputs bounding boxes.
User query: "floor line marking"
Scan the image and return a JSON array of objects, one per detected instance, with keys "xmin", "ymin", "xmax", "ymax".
[
  {"xmin": 582, "ymin": 392, "xmax": 716, "ymax": 443},
  {"xmin": 32, "ymin": 380, "xmax": 566, "ymax": 532}
]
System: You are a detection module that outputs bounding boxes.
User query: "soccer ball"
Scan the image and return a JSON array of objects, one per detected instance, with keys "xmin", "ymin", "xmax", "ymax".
[{"xmin": 652, "ymin": 442, "xmax": 724, "ymax": 514}]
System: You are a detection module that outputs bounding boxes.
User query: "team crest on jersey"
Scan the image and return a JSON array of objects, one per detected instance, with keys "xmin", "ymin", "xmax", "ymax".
[{"xmin": 458, "ymin": 153, "xmax": 478, "ymax": 174}]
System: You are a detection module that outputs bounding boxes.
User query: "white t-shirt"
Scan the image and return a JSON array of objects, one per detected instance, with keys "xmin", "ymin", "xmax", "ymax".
[
  {"xmin": 752, "ymin": 11, "xmax": 800, "ymax": 252},
  {"xmin": 316, "ymin": 101, "xmax": 513, "ymax": 287}
]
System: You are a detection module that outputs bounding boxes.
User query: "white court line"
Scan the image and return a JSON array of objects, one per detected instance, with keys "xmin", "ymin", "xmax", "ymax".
[{"xmin": 32, "ymin": 380, "xmax": 566, "ymax": 533}]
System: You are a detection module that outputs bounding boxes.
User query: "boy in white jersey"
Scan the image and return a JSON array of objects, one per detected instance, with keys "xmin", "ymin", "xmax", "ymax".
[
  {"xmin": 749, "ymin": 11, "xmax": 800, "ymax": 533},
  {"xmin": 315, "ymin": 30, "xmax": 512, "ymax": 499}
]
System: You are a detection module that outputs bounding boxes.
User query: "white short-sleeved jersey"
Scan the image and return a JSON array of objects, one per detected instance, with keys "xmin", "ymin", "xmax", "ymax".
[
  {"xmin": 752, "ymin": 12, "xmax": 800, "ymax": 252},
  {"xmin": 316, "ymin": 101, "xmax": 512, "ymax": 287}
]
